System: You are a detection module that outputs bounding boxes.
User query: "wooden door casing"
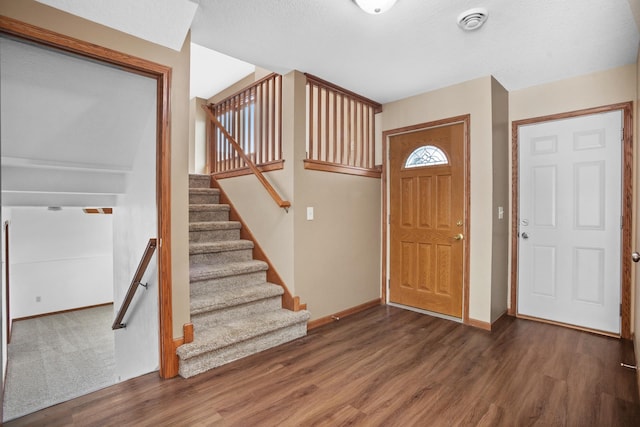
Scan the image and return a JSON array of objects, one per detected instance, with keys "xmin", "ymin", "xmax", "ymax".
[{"xmin": 510, "ymin": 102, "xmax": 633, "ymax": 338}]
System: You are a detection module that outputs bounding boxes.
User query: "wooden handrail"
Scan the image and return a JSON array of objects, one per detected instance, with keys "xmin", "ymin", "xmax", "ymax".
[
  {"xmin": 112, "ymin": 238, "xmax": 157, "ymax": 330},
  {"xmin": 202, "ymin": 104, "xmax": 291, "ymax": 211}
]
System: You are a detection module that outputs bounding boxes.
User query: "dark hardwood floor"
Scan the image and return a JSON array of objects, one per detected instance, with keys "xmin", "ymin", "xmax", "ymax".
[{"xmin": 5, "ymin": 305, "xmax": 640, "ymax": 426}]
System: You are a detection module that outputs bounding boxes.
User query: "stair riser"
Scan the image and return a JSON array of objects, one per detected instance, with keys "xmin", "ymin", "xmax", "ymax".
[
  {"xmin": 190, "ymin": 249, "xmax": 253, "ymax": 267},
  {"xmin": 190, "ymin": 271, "xmax": 268, "ymax": 297},
  {"xmin": 189, "ymin": 176, "xmax": 211, "ymax": 188},
  {"xmin": 192, "ymin": 297, "xmax": 283, "ymax": 329},
  {"xmin": 178, "ymin": 322, "xmax": 308, "ymax": 378},
  {"xmin": 190, "ymin": 229, "xmax": 241, "ymax": 243},
  {"xmin": 189, "ymin": 193, "xmax": 220, "ymax": 205},
  {"xmin": 190, "ymin": 210, "xmax": 230, "ymax": 222}
]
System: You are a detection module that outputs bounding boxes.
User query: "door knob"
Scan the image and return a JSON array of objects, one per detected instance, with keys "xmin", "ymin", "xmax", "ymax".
[
  {"xmin": 633, "ymin": 252, "xmax": 640, "ymax": 263},
  {"xmin": 522, "ymin": 232, "xmax": 529, "ymax": 239},
  {"xmin": 453, "ymin": 234, "xmax": 464, "ymax": 241}
]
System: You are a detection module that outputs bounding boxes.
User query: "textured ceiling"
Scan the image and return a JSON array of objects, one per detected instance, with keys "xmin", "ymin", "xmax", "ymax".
[
  {"xmin": 33, "ymin": 0, "xmax": 640, "ymax": 103},
  {"xmin": 191, "ymin": 0, "xmax": 640, "ymax": 103}
]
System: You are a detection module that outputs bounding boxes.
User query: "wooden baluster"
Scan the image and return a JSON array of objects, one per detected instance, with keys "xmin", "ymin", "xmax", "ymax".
[
  {"xmin": 369, "ymin": 106, "xmax": 374, "ymax": 168},
  {"xmin": 308, "ymin": 83, "xmax": 314, "ymax": 160},
  {"xmin": 270, "ymin": 77, "xmax": 276, "ymax": 166},
  {"xmin": 251, "ymin": 86, "xmax": 258, "ymax": 165},
  {"xmin": 324, "ymin": 87, "xmax": 329, "ymax": 163},
  {"xmin": 360, "ymin": 102, "xmax": 365, "ymax": 168},
  {"xmin": 275, "ymin": 75, "xmax": 281, "ymax": 161},
  {"xmin": 331, "ymin": 92, "xmax": 338, "ymax": 163},
  {"xmin": 347, "ymin": 97, "xmax": 352, "ymax": 166},
  {"xmin": 316, "ymin": 86, "xmax": 322, "ymax": 161}
]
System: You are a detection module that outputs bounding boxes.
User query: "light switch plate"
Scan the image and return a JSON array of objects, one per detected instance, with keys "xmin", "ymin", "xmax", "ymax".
[{"xmin": 307, "ymin": 207, "xmax": 314, "ymax": 220}]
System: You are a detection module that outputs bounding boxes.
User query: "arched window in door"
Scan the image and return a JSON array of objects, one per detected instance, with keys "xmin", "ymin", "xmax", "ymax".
[{"xmin": 404, "ymin": 145, "xmax": 448, "ymax": 168}]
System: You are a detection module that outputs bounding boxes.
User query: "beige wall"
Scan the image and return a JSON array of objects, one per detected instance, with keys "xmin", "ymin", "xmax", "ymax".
[
  {"xmin": 217, "ymin": 70, "xmax": 382, "ymax": 320},
  {"xmin": 1, "ymin": 0, "xmax": 191, "ymax": 337},
  {"xmin": 381, "ymin": 76, "xmax": 496, "ymax": 323},
  {"xmin": 490, "ymin": 77, "xmax": 510, "ymax": 322},
  {"xmin": 509, "ymin": 64, "xmax": 636, "ymax": 122},
  {"xmin": 189, "ymin": 97, "xmax": 207, "ymax": 174}
]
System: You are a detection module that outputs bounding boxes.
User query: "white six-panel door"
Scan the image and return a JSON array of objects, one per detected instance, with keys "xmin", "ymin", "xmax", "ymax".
[{"xmin": 518, "ymin": 110, "xmax": 622, "ymax": 334}]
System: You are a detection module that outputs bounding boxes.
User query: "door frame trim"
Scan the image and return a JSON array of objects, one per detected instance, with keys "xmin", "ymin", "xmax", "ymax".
[
  {"xmin": 382, "ymin": 115, "xmax": 471, "ymax": 324},
  {"xmin": 510, "ymin": 102, "xmax": 633, "ymax": 338},
  {"xmin": 0, "ymin": 17, "xmax": 175, "ymax": 376}
]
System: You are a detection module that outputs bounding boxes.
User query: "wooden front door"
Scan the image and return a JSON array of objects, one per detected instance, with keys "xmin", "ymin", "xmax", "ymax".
[{"xmin": 389, "ymin": 123, "xmax": 465, "ymax": 317}]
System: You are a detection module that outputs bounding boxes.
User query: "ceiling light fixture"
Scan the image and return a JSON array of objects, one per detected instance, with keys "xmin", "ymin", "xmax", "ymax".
[
  {"xmin": 354, "ymin": 0, "xmax": 398, "ymax": 15},
  {"xmin": 457, "ymin": 8, "xmax": 489, "ymax": 31}
]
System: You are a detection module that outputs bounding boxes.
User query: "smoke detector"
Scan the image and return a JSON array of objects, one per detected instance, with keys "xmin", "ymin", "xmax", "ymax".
[{"xmin": 457, "ymin": 8, "xmax": 489, "ymax": 31}]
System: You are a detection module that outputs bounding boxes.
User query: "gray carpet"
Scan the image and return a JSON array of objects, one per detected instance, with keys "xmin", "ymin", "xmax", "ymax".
[{"xmin": 2, "ymin": 305, "xmax": 116, "ymax": 422}]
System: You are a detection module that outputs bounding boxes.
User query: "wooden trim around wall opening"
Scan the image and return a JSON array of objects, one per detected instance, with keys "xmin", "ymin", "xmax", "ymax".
[
  {"xmin": 4, "ymin": 221, "xmax": 10, "ymax": 344},
  {"xmin": 0, "ymin": 16, "xmax": 176, "ymax": 377},
  {"xmin": 510, "ymin": 102, "xmax": 633, "ymax": 339},
  {"xmin": 381, "ymin": 115, "xmax": 471, "ymax": 326}
]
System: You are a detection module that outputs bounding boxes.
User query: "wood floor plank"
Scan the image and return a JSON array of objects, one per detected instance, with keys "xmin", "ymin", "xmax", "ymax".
[{"xmin": 4, "ymin": 305, "xmax": 639, "ymax": 426}]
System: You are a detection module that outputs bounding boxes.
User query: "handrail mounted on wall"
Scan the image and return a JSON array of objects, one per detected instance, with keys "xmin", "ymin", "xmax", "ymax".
[{"xmin": 112, "ymin": 238, "xmax": 157, "ymax": 330}]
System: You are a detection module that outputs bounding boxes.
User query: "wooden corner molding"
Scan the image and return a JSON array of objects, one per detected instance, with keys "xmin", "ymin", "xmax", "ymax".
[
  {"xmin": 183, "ymin": 323, "xmax": 194, "ymax": 344},
  {"xmin": 466, "ymin": 318, "xmax": 491, "ymax": 331}
]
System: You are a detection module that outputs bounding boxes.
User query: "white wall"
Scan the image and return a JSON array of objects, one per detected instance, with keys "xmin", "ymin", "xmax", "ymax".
[
  {"xmin": 8, "ymin": 207, "xmax": 113, "ymax": 319},
  {"xmin": 112, "ymin": 84, "xmax": 159, "ymax": 382}
]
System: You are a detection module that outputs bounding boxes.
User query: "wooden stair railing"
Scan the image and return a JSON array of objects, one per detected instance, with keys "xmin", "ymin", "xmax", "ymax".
[
  {"xmin": 112, "ymin": 238, "xmax": 157, "ymax": 330},
  {"xmin": 202, "ymin": 105, "xmax": 291, "ymax": 211}
]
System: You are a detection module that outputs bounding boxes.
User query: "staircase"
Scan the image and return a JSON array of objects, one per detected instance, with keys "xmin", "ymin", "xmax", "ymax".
[{"xmin": 176, "ymin": 174, "xmax": 310, "ymax": 378}]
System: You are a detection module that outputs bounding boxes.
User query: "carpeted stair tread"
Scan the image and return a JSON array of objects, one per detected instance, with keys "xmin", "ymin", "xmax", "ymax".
[
  {"xmin": 190, "ymin": 260, "xmax": 268, "ymax": 282},
  {"xmin": 189, "ymin": 221, "xmax": 241, "ymax": 232},
  {"xmin": 189, "ymin": 174, "xmax": 211, "ymax": 188},
  {"xmin": 177, "ymin": 309, "xmax": 311, "ymax": 360},
  {"xmin": 189, "ymin": 188, "xmax": 220, "ymax": 195},
  {"xmin": 190, "ymin": 204, "xmax": 230, "ymax": 212},
  {"xmin": 190, "ymin": 283, "xmax": 284, "ymax": 314},
  {"xmin": 189, "ymin": 240, "xmax": 254, "ymax": 255}
]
